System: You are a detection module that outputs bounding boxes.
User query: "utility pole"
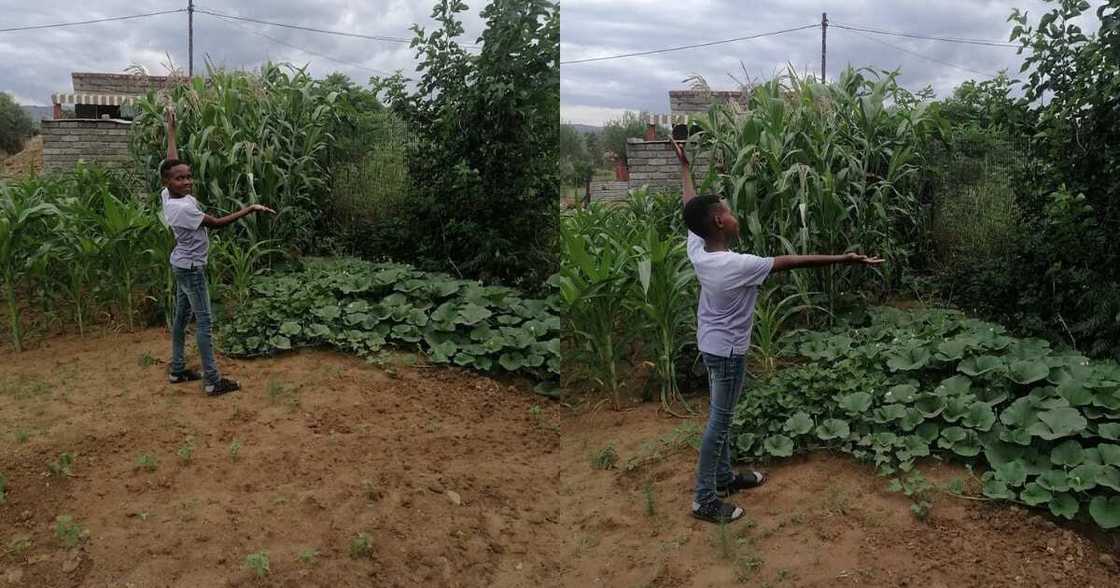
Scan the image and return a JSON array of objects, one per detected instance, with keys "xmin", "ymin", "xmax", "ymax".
[
  {"xmin": 821, "ymin": 12, "xmax": 828, "ymax": 83},
  {"xmin": 188, "ymin": 0, "xmax": 195, "ymax": 77}
]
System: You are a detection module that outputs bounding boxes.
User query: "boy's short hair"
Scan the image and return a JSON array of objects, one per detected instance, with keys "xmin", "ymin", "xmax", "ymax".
[
  {"xmin": 160, "ymin": 158, "xmax": 188, "ymax": 179},
  {"xmin": 683, "ymin": 194, "xmax": 723, "ymax": 238}
]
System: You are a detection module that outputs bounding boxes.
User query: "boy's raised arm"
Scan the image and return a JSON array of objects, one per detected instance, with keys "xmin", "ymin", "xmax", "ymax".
[
  {"xmin": 669, "ymin": 135, "xmax": 697, "ymax": 205},
  {"xmin": 164, "ymin": 102, "xmax": 178, "ymax": 161},
  {"xmin": 771, "ymin": 252, "xmax": 884, "ymax": 272}
]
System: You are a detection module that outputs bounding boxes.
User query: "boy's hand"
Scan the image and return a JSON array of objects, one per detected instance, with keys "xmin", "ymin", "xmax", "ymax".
[
  {"xmin": 163, "ymin": 103, "xmax": 176, "ymax": 132},
  {"xmin": 842, "ymin": 252, "xmax": 885, "ymax": 266},
  {"xmin": 669, "ymin": 135, "xmax": 689, "ymax": 167},
  {"xmin": 249, "ymin": 204, "xmax": 276, "ymax": 215}
]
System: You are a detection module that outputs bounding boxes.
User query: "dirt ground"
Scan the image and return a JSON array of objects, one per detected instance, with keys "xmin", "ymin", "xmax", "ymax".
[
  {"xmin": 3, "ymin": 330, "xmax": 1120, "ymax": 587},
  {"xmin": 0, "ymin": 329, "xmax": 566, "ymax": 587},
  {"xmin": 557, "ymin": 404, "xmax": 1120, "ymax": 588},
  {"xmin": 1, "ymin": 135, "xmax": 43, "ymax": 180}
]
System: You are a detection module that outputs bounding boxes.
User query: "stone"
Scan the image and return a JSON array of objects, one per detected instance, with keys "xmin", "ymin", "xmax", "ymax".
[{"xmin": 447, "ymin": 491, "xmax": 462, "ymax": 506}]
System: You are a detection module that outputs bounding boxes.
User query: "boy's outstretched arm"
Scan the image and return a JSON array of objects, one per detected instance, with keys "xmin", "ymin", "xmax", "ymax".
[
  {"xmin": 669, "ymin": 135, "xmax": 697, "ymax": 205},
  {"xmin": 771, "ymin": 253, "xmax": 884, "ymax": 272},
  {"xmin": 202, "ymin": 204, "xmax": 276, "ymax": 229},
  {"xmin": 164, "ymin": 102, "xmax": 178, "ymax": 161}
]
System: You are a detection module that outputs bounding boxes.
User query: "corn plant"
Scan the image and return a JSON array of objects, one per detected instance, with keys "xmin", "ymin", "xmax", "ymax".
[
  {"xmin": 630, "ymin": 224, "xmax": 696, "ymax": 415},
  {"xmin": 130, "ymin": 62, "xmax": 337, "ymax": 253},
  {"xmin": 0, "ymin": 182, "xmax": 58, "ymax": 351},
  {"xmin": 97, "ymin": 191, "xmax": 154, "ymax": 330},
  {"xmin": 209, "ymin": 235, "xmax": 281, "ymax": 308},
  {"xmin": 750, "ymin": 285, "xmax": 825, "ymax": 377},
  {"xmin": 558, "ymin": 218, "xmax": 632, "ymax": 407},
  {"xmin": 694, "ymin": 67, "xmax": 939, "ymax": 311}
]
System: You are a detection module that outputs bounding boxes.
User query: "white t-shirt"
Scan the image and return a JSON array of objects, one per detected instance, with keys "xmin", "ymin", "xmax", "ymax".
[
  {"xmin": 686, "ymin": 231, "xmax": 773, "ymax": 357},
  {"xmin": 160, "ymin": 188, "xmax": 209, "ymax": 268}
]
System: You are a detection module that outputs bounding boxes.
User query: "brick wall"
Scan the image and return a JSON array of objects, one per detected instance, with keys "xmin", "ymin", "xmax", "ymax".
[
  {"xmin": 41, "ymin": 119, "xmax": 132, "ymax": 172},
  {"xmin": 669, "ymin": 90, "xmax": 747, "ymax": 115},
  {"xmin": 625, "ymin": 138, "xmax": 710, "ymax": 192},
  {"xmin": 71, "ymin": 73, "xmax": 169, "ymax": 95}
]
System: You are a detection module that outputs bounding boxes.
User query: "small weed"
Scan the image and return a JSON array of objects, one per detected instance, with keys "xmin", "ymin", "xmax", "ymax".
[
  {"xmin": 177, "ymin": 437, "xmax": 195, "ymax": 464},
  {"xmin": 54, "ymin": 515, "xmax": 85, "ymax": 547},
  {"xmin": 136, "ymin": 352, "xmax": 157, "ymax": 368},
  {"xmin": 0, "ymin": 473, "xmax": 6, "ymax": 504},
  {"xmin": 362, "ymin": 479, "xmax": 381, "ymax": 502},
  {"xmin": 823, "ymin": 487, "xmax": 851, "ymax": 516},
  {"xmin": 48, "ymin": 452, "xmax": 74, "ymax": 477},
  {"xmin": 888, "ymin": 470, "xmax": 934, "ymax": 521},
  {"xmin": 298, "ymin": 548, "xmax": 319, "ymax": 565},
  {"xmin": 590, "ymin": 444, "xmax": 618, "ymax": 470},
  {"xmin": 15, "ymin": 430, "xmax": 29, "ymax": 443},
  {"xmin": 136, "ymin": 453, "xmax": 158, "ymax": 473},
  {"xmin": 642, "ymin": 480, "xmax": 655, "ymax": 517},
  {"xmin": 6, "ymin": 534, "xmax": 32, "ymax": 556},
  {"xmin": 229, "ymin": 439, "xmax": 243, "ymax": 462},
  {"xmin": 623, "ymin": 422, "xmax": 701, "ymax": 471},
  {"xmin": 715, "ymin": 519, "xmax": 735, "ymax": 560},
  {"xmin": 245, "ymin": 550, "xmax": 270, "ymax": 577},
  {"xmin": 350, "ymin": 532, "xmax": 372, "ymax": 559},
  {"xmin": 734, "ymin": 551, "xmax": 764, "ymax": 582},
  {"xmin": 266, "ymin": 378, "xmax": 299, "ymax": 408},
  {"xmin": 529, "ymin": 405, "xmax": 542, "ymax": 418}
]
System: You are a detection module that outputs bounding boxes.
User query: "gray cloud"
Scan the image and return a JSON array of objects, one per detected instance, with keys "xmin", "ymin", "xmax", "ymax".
[
  {"xmin": 0, "ymin": 1, "xmax": 488, "ymax": 106},
  {"xmin": 561, "ymin": 0, "xmax": 1101, "ymax": 124}
]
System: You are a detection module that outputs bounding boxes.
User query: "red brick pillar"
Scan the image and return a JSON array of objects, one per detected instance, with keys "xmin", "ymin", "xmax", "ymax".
[
  {"xmin": 643, "ymin": 123, "xmax": 657, "ymax": 141},
  {"xmin": 53, "ymin": 103, "xmax": 62, "ymax": 119}
]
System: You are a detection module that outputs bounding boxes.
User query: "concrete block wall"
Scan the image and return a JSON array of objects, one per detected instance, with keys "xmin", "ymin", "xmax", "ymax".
[
  {"xmin": 71, "ymin": 73, "xmax": 169, "ymax": 95},
  {"xmin": 625, "ymin": 139, "xmax": 710, "ymax": 192},
  {"xmin": 41, "ymin": 119, "xmax": 132, "ymax": 172},
  {"xmin": 669, "ymin": 90, "xmax": 747, "ymax": 115},
  {"xmin": 588, "ymin": 180, "xmax": 630, "ymax": 202}
]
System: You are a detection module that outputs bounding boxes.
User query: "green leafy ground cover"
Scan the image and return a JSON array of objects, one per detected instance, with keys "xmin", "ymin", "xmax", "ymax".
[
  {"xmin": 733, "ymin": 306, "xmax": 1120, "ymax": 529},
  {"xmin": 220, "ymin": 257, "xmax": 560, "ymax": 379}
]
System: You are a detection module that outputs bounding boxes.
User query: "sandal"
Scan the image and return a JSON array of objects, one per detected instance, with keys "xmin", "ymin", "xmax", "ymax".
[
  {"xmin": 717, "ymin": 470, "xmax": 766, "ymax": 497},
  {"xmin": 169, "ymin": 369, "xmax": 202, "ymax": 384},
  {"xmin": 691, "ymin": 498, "xmax": 744, "ymax": 524}
]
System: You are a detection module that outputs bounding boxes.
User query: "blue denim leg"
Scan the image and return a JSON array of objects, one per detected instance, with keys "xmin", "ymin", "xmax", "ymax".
[
  {"xmin": 694, "ymin": 352, "xmax": 747, "ymax": 507},
  {"xmin": 172, "ymin": 266, "xmax": 221, "ymax": 386},
  {"xmin": 169, "ymin": 276, "xmax": 191, "ymax": 373}
]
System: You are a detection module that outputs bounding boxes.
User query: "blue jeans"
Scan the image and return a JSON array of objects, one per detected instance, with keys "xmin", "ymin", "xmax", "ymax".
[
  {"xmin": 694, "ymin": 352, "xmax": 746, "ymax": 506},
  {"xmin": 169, "ymin": 265, "xmax": 220, "ymax": 387}
]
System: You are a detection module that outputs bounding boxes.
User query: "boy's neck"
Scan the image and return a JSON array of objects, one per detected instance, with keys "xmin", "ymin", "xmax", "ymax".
[{"xmin": 703, "ymin": 236, "xmax": 732, "ymax": 253}]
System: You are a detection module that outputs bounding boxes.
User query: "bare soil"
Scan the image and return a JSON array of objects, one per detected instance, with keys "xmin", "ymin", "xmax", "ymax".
[
  {"xmin": 554, "ymin": 403, "xmax": 1120, "ymax": 587},
  {"xmin": 3, "ymin": 330, "xmax": 1120, "ymax": 587},
  {"xmin": 0, "ymin": 329, "xmax": 565, "ymax": 587},
  {"xmin": 1, "ymin": 136, "xmax": 43, "ymax": 180}
]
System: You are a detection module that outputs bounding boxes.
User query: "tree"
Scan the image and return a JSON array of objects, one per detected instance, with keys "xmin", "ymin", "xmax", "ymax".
[
  {"xmin": 373, "ymin": 0, "xmax": 559, "ymax": 289},
  {"xmin": 0, "ymin": 93, "xmax": 34, "ymax": 155},
  {"xmin": 601, "ymin": 111, "xmax": 665, "ymax": 166},
  {"xmin": 559, "ymin": 124, "xmax": 592, "ymax": 186}
]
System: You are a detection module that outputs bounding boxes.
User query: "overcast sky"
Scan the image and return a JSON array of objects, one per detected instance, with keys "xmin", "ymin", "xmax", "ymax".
[
  {"xmin": 0, "ymin": 1, "xmax": 486, "ymax": 106},
  {"xmin": 561, "ymin": 0, "xmax": 1100, "ymax": 125}
]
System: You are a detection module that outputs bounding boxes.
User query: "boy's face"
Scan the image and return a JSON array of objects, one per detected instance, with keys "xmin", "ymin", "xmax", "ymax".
[
  {"xmin": 162, "ymin": 164, "xmax": 193, "ymax": 197},
  {"xmin": 712, "ymin": 200, "xmax": 740, "ymax": 243}
]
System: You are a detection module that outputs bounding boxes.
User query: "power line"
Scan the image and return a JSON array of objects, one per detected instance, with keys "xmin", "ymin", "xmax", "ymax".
[
  {"xmin": 0, "ymin": 8, "xmax": 186, "ymax": 33},
  {"xmin": 831, "ymin": 22, "xmax": 1019, "ymax": 48},
  {"xmin": 204, "ymin": 13, "xmax": 392, "ymax": 76},
  {"xmin": 838, "ymin": 27, "xmax": 1002, "ymax": 80},
  {"xmin": 195, "ymin": 6, "xmax": 480, "ymax": 49},
  {"xmin": 560, "ymin": 24, "xmax": 820, "ymax": 65}
]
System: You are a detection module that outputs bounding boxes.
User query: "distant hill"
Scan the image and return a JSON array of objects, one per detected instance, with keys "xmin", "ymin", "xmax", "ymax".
[
  {"xmin": 20, "ymin": 106, "xmax": 53, "ymax": 128},
  {"xmin": 565, "ymin": 123, "xmax": 601, "ymax": 135}
]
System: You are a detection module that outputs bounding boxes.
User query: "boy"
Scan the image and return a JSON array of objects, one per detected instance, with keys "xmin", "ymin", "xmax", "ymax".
[
  {"xmin": 161, "ymin": 104, "xmax": 275, "ymax": 396},
  {"xmin": 669, "ymin": 137, "xmax": 883, "ymax": 523}
]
